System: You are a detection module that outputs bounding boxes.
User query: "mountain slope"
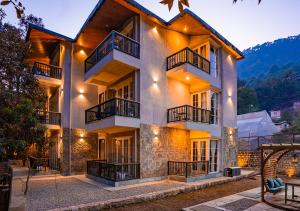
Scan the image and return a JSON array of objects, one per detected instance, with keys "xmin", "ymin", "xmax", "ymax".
[{"xmin": 237, "ymin": 34, "xmax": 300, "ymax": 80}]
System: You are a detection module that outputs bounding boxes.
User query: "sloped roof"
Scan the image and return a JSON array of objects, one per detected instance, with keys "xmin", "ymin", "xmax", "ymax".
[
  {"xmin": 237, "ymin": 111, "xmax": 280, "ymax": 138},
  {"xmin": 26, "ymin": 0, "xmax": 244, "ymax": 59}
]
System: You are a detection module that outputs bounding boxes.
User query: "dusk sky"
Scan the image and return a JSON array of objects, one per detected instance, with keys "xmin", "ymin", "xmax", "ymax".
[{"xmin": 2, "ymin": 0, "xmax": 300, "ymax": 50}]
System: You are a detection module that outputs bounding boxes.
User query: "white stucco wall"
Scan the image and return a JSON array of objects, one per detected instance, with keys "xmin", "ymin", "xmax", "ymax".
[
  {"xmin": 221, "ymin": 50, "xmax": 237, "ymax": 128},
  {"xmin": 139, "ymin": 17, "xmax": 190, "ymax": 126}
]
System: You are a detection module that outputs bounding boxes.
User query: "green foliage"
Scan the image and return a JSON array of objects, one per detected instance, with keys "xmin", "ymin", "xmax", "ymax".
[
  {"xmin": 0, "ymin": 9, "xmax": 47, "ymax": 160},
  {"xmin": 237, "ymin": 80, "xmax": 259, "ymax": 114}
]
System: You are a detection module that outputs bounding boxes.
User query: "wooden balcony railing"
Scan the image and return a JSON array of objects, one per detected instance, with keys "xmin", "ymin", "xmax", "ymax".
[
  {"xmin": 166, "ymin": 47, "xmax": 210, "ymax": 74},
  {"xmin": 84, "ymin": 31, "xmax": 140, "ymax": 73},
  {"xmin": 36, "ymin": 111, "xmax": 61, "ymax": 126},
  {"xmin": 87, "ymin": 160, "xmax": 140, "ymax": 182},
  {"xmin": 85, "ymin": 98, "xmax": 140, "ymax": 124},
  {"xmin": 32, "ymin": 62, "xmax": 62, "ymax": 79},
  {"xmin": 167, "ymin": 105, "xmax": 211, "ymax": 124},
  {"xmin": 168, "ymin": 161, "xmax": 209, "ymax": 178}
]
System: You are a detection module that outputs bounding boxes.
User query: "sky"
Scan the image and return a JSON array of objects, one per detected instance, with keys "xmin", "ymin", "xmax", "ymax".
[{"xmin": 2, "ymin": 0, "xmax": 300, "ymax": 50}]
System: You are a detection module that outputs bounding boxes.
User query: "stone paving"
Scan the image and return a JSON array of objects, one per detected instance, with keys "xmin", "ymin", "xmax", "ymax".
[
  {"xmin": 183, "ymin": 186, "xmax": 300, "ymax": 211},
  {"xmin": 9, "ymin": 168, "xmax": 255, "ymax": 211}
]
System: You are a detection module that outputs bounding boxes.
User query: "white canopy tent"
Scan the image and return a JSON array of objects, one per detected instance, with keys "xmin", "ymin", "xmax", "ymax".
[{"xmin": 237, "ymin": 110, "xmax": 280, "ymax": 138}]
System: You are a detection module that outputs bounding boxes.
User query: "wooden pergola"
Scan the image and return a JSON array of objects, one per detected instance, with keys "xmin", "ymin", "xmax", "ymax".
[{"xmin": 260, "ymin": 143, "xmax": 300, "ymax": 210}]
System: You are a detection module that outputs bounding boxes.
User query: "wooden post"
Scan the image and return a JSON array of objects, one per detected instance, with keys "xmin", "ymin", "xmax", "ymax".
[{"xmin": 261, "ymin": 148, "xmax": 265, "ymax": 202}]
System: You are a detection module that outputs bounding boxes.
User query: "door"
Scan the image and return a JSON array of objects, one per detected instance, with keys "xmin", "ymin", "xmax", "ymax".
[
  {"xmin": 209, "ymin": 140, "xmax": 218, "ymax": 172},
  {"xmin": 191, "ymin": 92, "xmax": 208, "ymax": 122},
  {"xmin": 113, "ymin": 137, "xmax": 132, "ymax": 164},
  {"xmin": 192, "ymin": 140, "xmax": 207, "ymax": 174}
]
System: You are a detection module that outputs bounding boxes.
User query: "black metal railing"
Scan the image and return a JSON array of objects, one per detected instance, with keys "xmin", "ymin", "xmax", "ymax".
[
  {"xmin": 87, "ymin": 160, "xmax": 140, "ymax": 182},
  {"xmin": 85, "ymin": 98, "xmax": 140, "ymax": 123},
  {"xmin": 36, "ymin": 111, "xmax": 61, "ymax": 126},
  {"xmin": 32, "ymin": 62, "xmax": 62, "ymax": 79},
  {"xmin": 28, "ymin": 156, "xmax": 60, "ymax": 171},
  {"xmin": 167, "ymin": 105, "xmax": 211, "ymax": 124},
  {"xmin": 168, "ymin": 161, "xmax": 209, "ymax": 178},
  {"xmin": 85, "ymin": 31, "xmax": 140, "ymax": 73},
  {"xmin": 166, "ymin": 47, "xmax": 210, "ymax": 74}
]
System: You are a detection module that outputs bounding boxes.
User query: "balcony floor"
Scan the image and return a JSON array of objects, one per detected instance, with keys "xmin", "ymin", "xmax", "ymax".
[{"xmin": 85, "ymin": 115, "xmax": 140, "ymax": 133}]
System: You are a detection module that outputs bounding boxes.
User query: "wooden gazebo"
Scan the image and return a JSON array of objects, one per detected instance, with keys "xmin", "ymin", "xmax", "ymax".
[{"xmin": 260, "ymin": 143, "xmax": 300, "ymax": 210}]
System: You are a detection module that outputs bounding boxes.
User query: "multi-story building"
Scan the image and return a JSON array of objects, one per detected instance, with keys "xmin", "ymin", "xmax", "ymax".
[{"xmin": 25, "ymin": 0, "xmax": 243, "ymax": 185}]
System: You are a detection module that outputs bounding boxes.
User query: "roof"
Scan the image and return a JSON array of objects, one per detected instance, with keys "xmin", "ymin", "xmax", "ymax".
[
  {"xmin": 237, "ymin": 111, "xmax": 280, "ymax": 138},
  {"xmin": 26, "ymin": 0, "xmax": 244, "ymax": 58}
]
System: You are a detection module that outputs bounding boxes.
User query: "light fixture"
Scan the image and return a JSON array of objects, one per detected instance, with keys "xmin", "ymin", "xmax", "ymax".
[
  {"xmin": 228, "ymin": 94, "xmax": 232, "ymax": 98},
  {"xmin": 184, "ymin": 26, "xmax": 188, "ymax": 32},
  {"xmin": 79, "ymin": 49, "xmax": 85, "ymax": 55},
  {"xmin": 186, "ymin": 76, "xmax": 190, "ymax": 80},
  {"xmin": 153, "ymin": 26, "xmax": 158, "ymax": 33}
]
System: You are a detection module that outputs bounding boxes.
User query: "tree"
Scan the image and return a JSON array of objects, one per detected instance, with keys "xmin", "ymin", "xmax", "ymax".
[
  {"xmin": 238, "ymin": 86, "xmax": 259, "ymax": 114},
  {"xmin": 0, "ymin": 0, "xmax": 25, "ymax": 18},
  {"xmin": 0, "ymin": 9, "xmax": 47, "ymax": 161}
]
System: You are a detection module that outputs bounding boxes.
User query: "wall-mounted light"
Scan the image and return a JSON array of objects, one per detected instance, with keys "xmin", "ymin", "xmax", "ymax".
[
  {"xmin": 79, "ymin": 49, "xmax": 85, "ymax": 55},
  {"xmin": 184, "ymin": 26, "xmax": 188, "ymax": 32},
  {"xmin": 185, "ymin": 76, "xmax": 190, "ymax": 81},
  {"xmin": 228, "ymin": 94, "xmax": 232, "ymax": 98},
  {"xmin": 153, "ymin": 26, "xmax": 158, "ymax": 34}
]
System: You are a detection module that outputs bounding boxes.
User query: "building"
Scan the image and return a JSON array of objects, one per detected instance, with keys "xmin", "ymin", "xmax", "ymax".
[
  {"xmin": 270, "ymin": 110, "xmax": 281, "ymax": 120},
  {"xmin": 237, "ymin": 111, "xmax": 280, "ymax": 138},
  {"xmin": 293, "ymin": 101, "xmax": 300, "ymax": 111},
  {"xmin": 25, "ymin": 0, "xmax": 243, "ymax": 185},
  {"xmin": 274, "ymin": 121, "xmax": 290, "ymax": 131}
]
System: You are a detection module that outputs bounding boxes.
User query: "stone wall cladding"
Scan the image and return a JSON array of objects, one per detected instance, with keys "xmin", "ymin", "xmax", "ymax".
[
  {"xmin": 61, "ymin": 128, "xmax": 98, "ymax": 175},
  {"xmin": 222, "ymin": 127, "xmax": 238, "ymax": 169},
  {"xmin": 140, "ymin": 124, "xmax": 191, "ymax": 178},
  {"xmin": 238, "ymin": 151, "xmax": 300, "ymax": 177}
]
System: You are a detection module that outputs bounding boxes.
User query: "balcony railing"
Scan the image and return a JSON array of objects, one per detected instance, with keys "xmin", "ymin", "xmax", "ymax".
[
  {"xmin": 168, "ymin": 161, "xmax": 209, "ymax": 178},
  {"xmin": 167, "ymin": 105, "xmax": 211, "ymax": 124},
  {"xmin": 32, "ymin": 62, "xmax": 62, "ymax": 79},
  {"xmin": 166, "ymin": 47, "xmax": 210, "ymax": 74},
  {"xmin": 85, "ymin": 31, "xmax": 140, "ymax": 73},
  {"xmin": 36, "ymin": 111, "xmax": 61, "ymax": 126},
  {"xmin": 85, "ymin": 98, "xmax": 140, "ymax": 124},
  {"xmin": 87, "ymin": 160, "xmax": 140, "ymax": 182}
]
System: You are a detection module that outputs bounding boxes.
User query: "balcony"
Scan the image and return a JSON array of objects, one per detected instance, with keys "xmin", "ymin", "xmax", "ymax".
[
  {"xmin": 84, "ymin": 31, "xmax": 140, "ymax": 85},
  {"xmin": 166, "ymin": 48, "xmax": 221, "ymax": 89},
  {"xmin": 32, "ymin": 62, "xmax": 62, "ymax": 86},
  {"xmin": 36, "ymin": 111, "xmax": 61, "ymax": 130},
  {"xmin": 85, "ymin": 98, "xmax": 140, "ymax": 132},
  {"xmin": 87, "ymin": 160, "xmax": 140, "ymax": 183},
  {"xmin": 167, "ymin": 105, "xmax": 221, "ymax": 137}
]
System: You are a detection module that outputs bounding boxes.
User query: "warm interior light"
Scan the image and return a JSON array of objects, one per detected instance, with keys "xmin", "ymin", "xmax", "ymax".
[
  {"xmin": 153, "ymin": 26, "xmax": 158, "ymax": 33},
  {"xmin": 80, "ymin": 49, "xmax": 85, "ymax": 55},
  {"xmin": 184, "ymin": 26, "xmax": 188, "ymax": 32},
  {"xmin": 186, "ymin": 76, "xmax": 190, "ymax": 80},
  {"xmin": 79, "ymin": 88, "xmax": 84, "ymax": 94}
]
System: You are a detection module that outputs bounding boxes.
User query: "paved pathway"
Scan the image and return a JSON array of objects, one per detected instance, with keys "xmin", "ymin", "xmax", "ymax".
[
  {"xmin": 9, "ymin": 168, "xmax": 255, "ymax": 211},
  {"xmin": 183, "ymin": 186, "xmax": 300, "ymax": 211}
]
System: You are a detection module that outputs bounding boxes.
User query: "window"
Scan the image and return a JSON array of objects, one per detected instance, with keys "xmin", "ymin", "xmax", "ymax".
[
  {"xmin": 210, "ymin": 91, "xmax": 219, "ymax": 124},
  {"xmin": 209, "ymin": 140, "xmax": 218, "ymax": 172},
  {"xmin": 210, "ymin": 47, "xmax": 219, "ymax": 78}
]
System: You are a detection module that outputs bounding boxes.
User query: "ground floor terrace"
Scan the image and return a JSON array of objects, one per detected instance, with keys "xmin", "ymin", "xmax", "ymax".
[{"xmin": 49, "ymin": 123, "xmax": 238, "ymax": 186}]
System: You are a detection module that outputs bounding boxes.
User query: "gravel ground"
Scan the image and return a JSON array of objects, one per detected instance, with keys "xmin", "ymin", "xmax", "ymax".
[
  {"xmin": 107, "ymin": 176, "xmax": 260, "ymax": 211},
  {"xmin": 26, "ymin": 178, "xmax": 187, "ymax": 211}
]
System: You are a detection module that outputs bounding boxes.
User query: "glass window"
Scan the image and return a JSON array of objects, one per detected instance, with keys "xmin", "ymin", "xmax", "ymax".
[
  {"xmin": 98, "ymin": 139, "xmax": 106, "ymax": 160},
  {"xmin": 210, "ymin": 91, "xmax": 219, "ymax": 124},
  {"xmin": 210, "ymin": 47, "xmax": 219, "ymax": 78},
  {"xmin": 209, "ymin": 140, "xmax": 218, "ymax": 172},
  {"xmin": 200, "ymin": 141, "xmax": 206, "ymax": 161}
]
